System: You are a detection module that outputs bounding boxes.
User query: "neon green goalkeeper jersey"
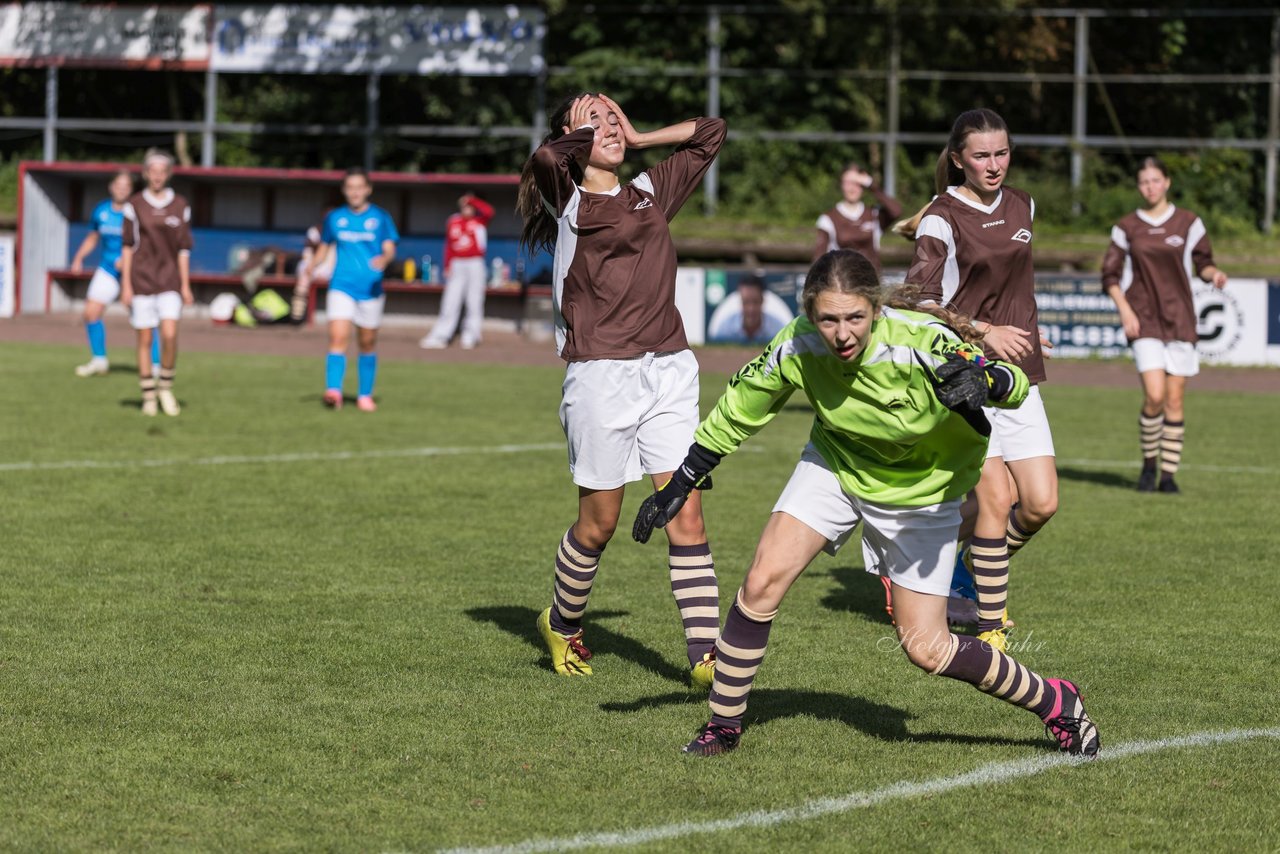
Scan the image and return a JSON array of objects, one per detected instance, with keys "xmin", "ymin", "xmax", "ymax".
[{"xmin": 695, "ymin": 306, "xmax": 1030, "ymax": 506}]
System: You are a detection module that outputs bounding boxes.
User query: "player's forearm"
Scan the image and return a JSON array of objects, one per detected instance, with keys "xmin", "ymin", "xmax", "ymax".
[
  {"xmin": 631, "ymin": 120, "xmax": 699, "ymax": 150},
  {"xmin": 178, "ymin": 253, "xmax": 191, "ymax": 290},
  {"xmin": 119, "ymin": 248, "xmax": 133, "ymax": 289}
]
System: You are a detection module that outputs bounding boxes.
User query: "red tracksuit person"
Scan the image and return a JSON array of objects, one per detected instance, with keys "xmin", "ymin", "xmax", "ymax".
[{"xmin": 421, "ymin": 193, "xmax": 495, "ymax": 350}]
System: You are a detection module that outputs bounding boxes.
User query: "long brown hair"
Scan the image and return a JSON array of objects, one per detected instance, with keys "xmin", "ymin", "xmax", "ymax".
[
  {"xmin": 802, "ymin": 250, "xmax": 882, "ymax": 320},
  {"xmin": 884, "ymin": 282, "xmax": 984, "ymax": 345},
  {"xmin": 517, "ymin": 93, "xmax": 590, "ymax": 254},
  {"xmin": 893, "ymin": 108, "xmax": 1010, "ymax": 239}
]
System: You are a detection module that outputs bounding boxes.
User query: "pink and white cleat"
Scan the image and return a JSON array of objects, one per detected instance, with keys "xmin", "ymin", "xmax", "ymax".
[
  {"xmin": 322, "ymin": 389, "xmax": 343, "ymax": 409},
  {"xmin": 356, "ymin": 395, "xmax": 377, "ymax": 412},
  {"xmin": 1041, "ymin": 677, "xmax": 1100, "ymax": 757}
]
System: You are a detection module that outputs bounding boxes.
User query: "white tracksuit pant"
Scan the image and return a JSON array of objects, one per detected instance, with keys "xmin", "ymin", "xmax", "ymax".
[{"xmin": 429, "ymin": 257, "xmax": 487, "ymax": 345}]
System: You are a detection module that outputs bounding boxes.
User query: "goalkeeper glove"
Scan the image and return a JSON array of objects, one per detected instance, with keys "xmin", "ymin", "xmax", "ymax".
[{"xmin": 632, "ymin": 443, "xmax": 721, "ymax": 544}]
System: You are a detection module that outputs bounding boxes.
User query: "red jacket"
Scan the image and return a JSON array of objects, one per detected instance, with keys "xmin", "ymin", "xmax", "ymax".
[{"xmin": 444, "ymin": 195, "xmax": 494, "ymax": 270}]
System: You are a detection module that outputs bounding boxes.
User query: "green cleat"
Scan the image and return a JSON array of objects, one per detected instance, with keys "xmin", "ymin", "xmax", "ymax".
[
  {"xmin": 536, "ymin": 607, "xmax": 593, "ymax": 676},
  {"xmin": 689, "ymin": 649, "xmax": 716, "ymax": 690}
]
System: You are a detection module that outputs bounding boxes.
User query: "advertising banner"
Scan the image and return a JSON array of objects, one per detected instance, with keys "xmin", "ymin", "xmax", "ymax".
[
  {"xmin": 213, "ymin": 5, "xmax": 545, "ymax": 75},
  {"xmin": 0, "ymin": 2, "xmax": 210, "ymax": 68}
]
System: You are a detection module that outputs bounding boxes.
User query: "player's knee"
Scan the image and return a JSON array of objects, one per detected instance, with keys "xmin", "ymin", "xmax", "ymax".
[
  {"xmin": 1019, "ymin": 493, "xmax": 1058, "ymax": 526},
  {"xmin": 901, "ymin": 638, "xmax": 942, "ymax": 673},
  {"xmin": 664, "ymin": 511, "xmax": 706, "ymax": 545},
  {"xmin": 574, "ymin": 518, "xmax": 616, "ymax": 550},
  {"xmin": 1144, "ymin": 392, "xmax": 1165, "ymax": 413}
]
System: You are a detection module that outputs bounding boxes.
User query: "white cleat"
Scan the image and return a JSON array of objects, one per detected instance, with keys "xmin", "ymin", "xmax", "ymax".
[
  {"xmin": 75, "ymin": 358, "xmax": 109, "ymax": 377},
  {"xmin": 419, "ymin": 336, "xmax": 447, "ymax": 350},
  {"xmin": 141, "ymin": 398, "xmax": 159, "ymax": 416},
  {"xmin": 157, "ymin": 389, "xmax": 181, "ymax": 417}
]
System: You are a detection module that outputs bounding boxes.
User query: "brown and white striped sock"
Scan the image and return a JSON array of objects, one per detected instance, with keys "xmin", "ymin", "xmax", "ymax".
[
  {"xmin": 548, "ymin": 527, "xmax": 602, "ymax": 637},
  {"xmin": 668, "ymin": 543, "xmax": 719, "ymax": 667},
  {"xmin": 1140, "ymin": 410, "xmax": 1164, "ymax": 472},
  {"xmin": 140, "ymin": 376, "xmax": 157, "ymax": 405},
  {"xmin": 158, "ymin": 367, "xmax": 175, "ymax": 392},
  {"xmin": 1005, "ymin": 503, "xmax": 1037, "ymax": 558},
  {"xmin": 969, "ymin": 536, "xmax": 1008, "ymax": 633},
  {"xmin": 934, "ymin": 633, "xmax": 1057, "ymax": 719},
  {"xmin": 708, "ymin": 592, "xmax": 776, "ymax": 730},
  {"xmin": 1160, "ymin": 419, "xmax": 1185, "ymax": 480}
]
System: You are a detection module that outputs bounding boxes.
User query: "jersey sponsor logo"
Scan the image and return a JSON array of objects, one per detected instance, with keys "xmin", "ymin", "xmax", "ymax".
[
  {"xmin": 860, "ymin": 221, "xmax": 875, "ymax": 231},
  {"xmin": 982, "ymin": 219, "xmax": 1006, "ymax": 229},
  {"xmin": 1010, "ymin": 228, "xmax": 1032, "ymax": 243},
  {"xmin": 164, "ymin": 215, "xmax": 182, "ymax": 228},
  {"xmin": 364, "ymin": 217, "xmax": 380, "ymax": 230},
  {"xmin": 634, "ymin": 198, "xmax": 653, "ymax": 211},
  {"xmin": 1164, "ymin": 235, "xmax": 1185, "ymax": 247},
  {"xmin": 337, "ymin": 217, "xmax": 349, "ymax": 227},
  {"xmin": 336, "ymin": 230, "xmax": 376, "ymax": 242}
]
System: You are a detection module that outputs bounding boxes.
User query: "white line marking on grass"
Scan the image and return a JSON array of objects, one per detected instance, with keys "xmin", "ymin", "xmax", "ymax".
[
  {"xmin": 1058, "ymin": 458, "xmax": 1275, "ymax": 475},
  {"xmin": 438, "ymin": 727, "xmax": 1280, "ymax": 854},
  {"xmin": 0, "ymin": 443, "xmax": 565, "ymax": 473}
]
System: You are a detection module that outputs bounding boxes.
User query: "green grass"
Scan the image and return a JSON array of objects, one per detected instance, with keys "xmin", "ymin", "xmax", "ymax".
[{"xmin": 1, "ymin": 341, "xmax": 1278, "ymax": 852}]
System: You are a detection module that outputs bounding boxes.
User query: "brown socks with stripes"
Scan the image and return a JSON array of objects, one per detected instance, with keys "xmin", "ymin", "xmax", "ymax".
[
  {"xmin": 970, "ymin": 536, "xmax": 1008, "ymax": 634},
  {"xmin": 549, "ymin": 527, "xmax": 602, "ymax": 637},
  {"xmin": 1160, "ymin": 419, "xmax": 1184, "ymax": 491},
  {"xmin": 708, "ymin": 592, "xmax": 775, "ymax": 731},
  {"xmin": 934, "ymin": 633, "xmax": 1057, "ymax": 719},
  {"xmin": 668, "ymin": 543, "xmax": 720, "ymax": 667}
]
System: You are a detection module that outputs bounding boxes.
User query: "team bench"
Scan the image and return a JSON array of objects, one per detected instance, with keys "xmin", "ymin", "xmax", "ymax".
[{"xmin": 45, "ymin": 269, "xmax": 553, "ymax": 327}]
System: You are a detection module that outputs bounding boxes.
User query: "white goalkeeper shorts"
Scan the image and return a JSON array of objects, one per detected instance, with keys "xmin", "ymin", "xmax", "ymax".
[
  {"xmin": 772, "ymin": 443, "xmax": 961, "ymax": 598},
  {"xmin": 984, "ymin": 384, "xmax": 1055, "ymax": 461},
  {"xmin": 559, "ymin": 350, "xmax": 700, "ymax": 491},
  {"xmin": 1132, "ymin": 337, "xmax": 1199, "ymax": 378}
]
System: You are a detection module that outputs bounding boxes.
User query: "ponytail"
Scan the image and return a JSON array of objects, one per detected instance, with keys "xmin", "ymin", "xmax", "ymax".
[{"xmin": 884, "ymin": 282, "xmax": 985, "ymax": 346}]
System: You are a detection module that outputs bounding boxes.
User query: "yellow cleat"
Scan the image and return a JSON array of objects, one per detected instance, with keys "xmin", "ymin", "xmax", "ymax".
[
  {"xmin": 536, "ymin": 607, "xmax": 593, "ymax": 676},
  {"xmin": 977, "ymin": 626, "xmax": 1008, "ymax": 654},
  {"xmin": 689, "ymin": 650, "xmax": 716, "ymax": 690}
]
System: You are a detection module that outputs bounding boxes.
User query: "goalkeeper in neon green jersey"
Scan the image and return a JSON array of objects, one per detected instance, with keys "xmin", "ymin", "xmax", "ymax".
[{"xmin": 633, "ymin": 249, "xmax": 1099, "ymax": 759}]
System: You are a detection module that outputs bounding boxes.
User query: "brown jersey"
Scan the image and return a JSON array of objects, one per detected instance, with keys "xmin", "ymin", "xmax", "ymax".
[
  {"xmin": 531, "ymin": 117, "xmax": 727, "ymax": 362},
  {"xmin": 121, "ymin": 189, "xmax": 193, "ymax": 296},
  {"xmin": 813, "ymin": 186, "xmax": 903, "ymax": 271},
  {"xmin": 909, "ymin": 186, "xmax": 1045, "ymax": 383},
  {"xmin": 1100, "ymin": 206, "xmax": 1214, "ymax": 343}
]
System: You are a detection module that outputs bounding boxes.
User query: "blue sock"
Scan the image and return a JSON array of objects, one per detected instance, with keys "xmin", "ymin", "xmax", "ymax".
[
  {"xmin": 951, "ymin": 547, "xmax": 977, "ymax": 600},
  {"xmin": 151, "ymin": 335, "xmax": 161, "ymax": 366},
  {"xmin": 326, "ymin": 352, "xmax": 346, "ymax": 391},
  {"xmin": 86, "ymin": 320, "xmax": 107, "ymax": 358},
  {"xmin": 358, "ymin": 353, "xmax": 377, "ymax": 398}
]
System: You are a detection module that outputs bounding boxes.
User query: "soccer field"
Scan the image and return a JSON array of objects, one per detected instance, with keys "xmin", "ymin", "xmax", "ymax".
[{"xmin": 1, "ymin": 341, "xmax": 1277, "ymax": 852}]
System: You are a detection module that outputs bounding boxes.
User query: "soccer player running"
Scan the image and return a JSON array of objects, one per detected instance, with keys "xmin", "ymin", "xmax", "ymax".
[
  {"xmin": 633, "ymin": 249, "xmax": 1099, "ymax": 758},
  {"xmin": 517, "ymin": 92, "xmax": 727, "ymax": 686},
  {"xmin": 813, "ymin": 161, "xmax": 902, "ymax": 273},
  {"xmin": 312, "ymin": 168, "xmax": 399, "ymax": 412},
  {"xmin": 1102, "ymin": 157, "xmax": 1227, "ymax": 493},
  {"xmin": 420, "ymin": 192, "xmax": 495, "ymax": 350},
  {"xmin": 72, "ymin": 170, "xmax": 163, "ymax": 376},
  {"xmin": 119, "ymin": 150, "xmax": 194, "ymax": 417},
  {"xmin": 905, "ymin": 109, "xmax": 1057, "ymax": 651}
]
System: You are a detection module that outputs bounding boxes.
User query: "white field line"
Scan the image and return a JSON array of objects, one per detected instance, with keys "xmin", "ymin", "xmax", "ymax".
[
  {"xmin": 437, "ymin": 727, "xmax": 1280, "ymax": 854},
  {"xmin": 0, "ymin": 442, "xmax": 566, "ymax": 473}
]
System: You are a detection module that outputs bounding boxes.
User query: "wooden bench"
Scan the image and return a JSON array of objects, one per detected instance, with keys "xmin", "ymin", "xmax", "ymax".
[{"xmin": 46, "ymin": 269, "xmax": 551, "ymax": 326}]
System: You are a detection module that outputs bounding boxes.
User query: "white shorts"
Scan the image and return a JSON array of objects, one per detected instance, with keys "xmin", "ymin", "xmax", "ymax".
[
  {"xmin": 1132, "ymin": 338, "xmax": 1199, "ymax": 377},
  {"xmin": 773, "ymin": 445, "xmax": 960, "ymax": 597},
  {"xmin": 86, "ymin": 267, "xmax": 121, "ymax": 304},
  {"xmin": 984, "ymin": 384, "xmax": 1055, "ymax": 461},
  {"xmin": 129, "ymin": 291, "xmax": 183, "ymax": 330},
  {"xmin": 326, "ymin": 290, "xmax": 385, "ymax": 329},
  {"xmin": 560, "ymin": 350, "xmax": 700, "ymax": 490}
]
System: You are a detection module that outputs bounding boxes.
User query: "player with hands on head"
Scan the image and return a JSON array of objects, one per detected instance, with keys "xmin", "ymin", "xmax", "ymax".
[
  {"xmin": 1102, "ymin": 156, "xmax": 1227, "ymax": 494},
  {"xmin": 517, "ymin": 91, "xmax": 727, "ymax": 686},
  {"xmin": 634, "ymin": 249, "xmax": 1098, "ymax": 760},
  {"xmin": 813, "ymin": 161, "xmax": 902, "ymax": 273}
]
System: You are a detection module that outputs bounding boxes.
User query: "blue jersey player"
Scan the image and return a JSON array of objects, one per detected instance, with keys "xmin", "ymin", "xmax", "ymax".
[
  {"xmin": 71, "ymin": 170, "xmax": 159, "ymax": 376},
  {"xmin": 311, "ymin": 168, "xmax": 399, "ymax": 412}
]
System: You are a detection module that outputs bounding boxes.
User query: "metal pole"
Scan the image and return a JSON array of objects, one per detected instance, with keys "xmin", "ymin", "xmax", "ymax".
[
  {"xmin": 43, "ymin": 66, "xmax": 57, "ymax": 161},
  {"xmin": 365, "ymin": 72, "xmax": 380, "ymax": 171},
  {"xmin": 703, "ymin": 5, "xmax": 721, "ymax": 217},
  {"xmin": 202, "ymin": 68, "xmax": 217, "ymax": 167},
  {"xmin": 1264, "ymin": 13, "xmax": 1279, "ymax": 232},
  {"xmin": 884, "ymin": 16, "xmax": 901, "ymax": 196},
  {"xmin": 531, "ymin": 68, "xmax": 547, "ymax": 154},
  {"xmin": 1071, "ymin": 12, "xmax": 1088, "ymax": 216}
]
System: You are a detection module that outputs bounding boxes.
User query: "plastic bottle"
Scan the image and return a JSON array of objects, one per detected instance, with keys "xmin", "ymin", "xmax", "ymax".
[{"xmin": 402, "ymin": 258, "xmax": 417, "ymax": 282}]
